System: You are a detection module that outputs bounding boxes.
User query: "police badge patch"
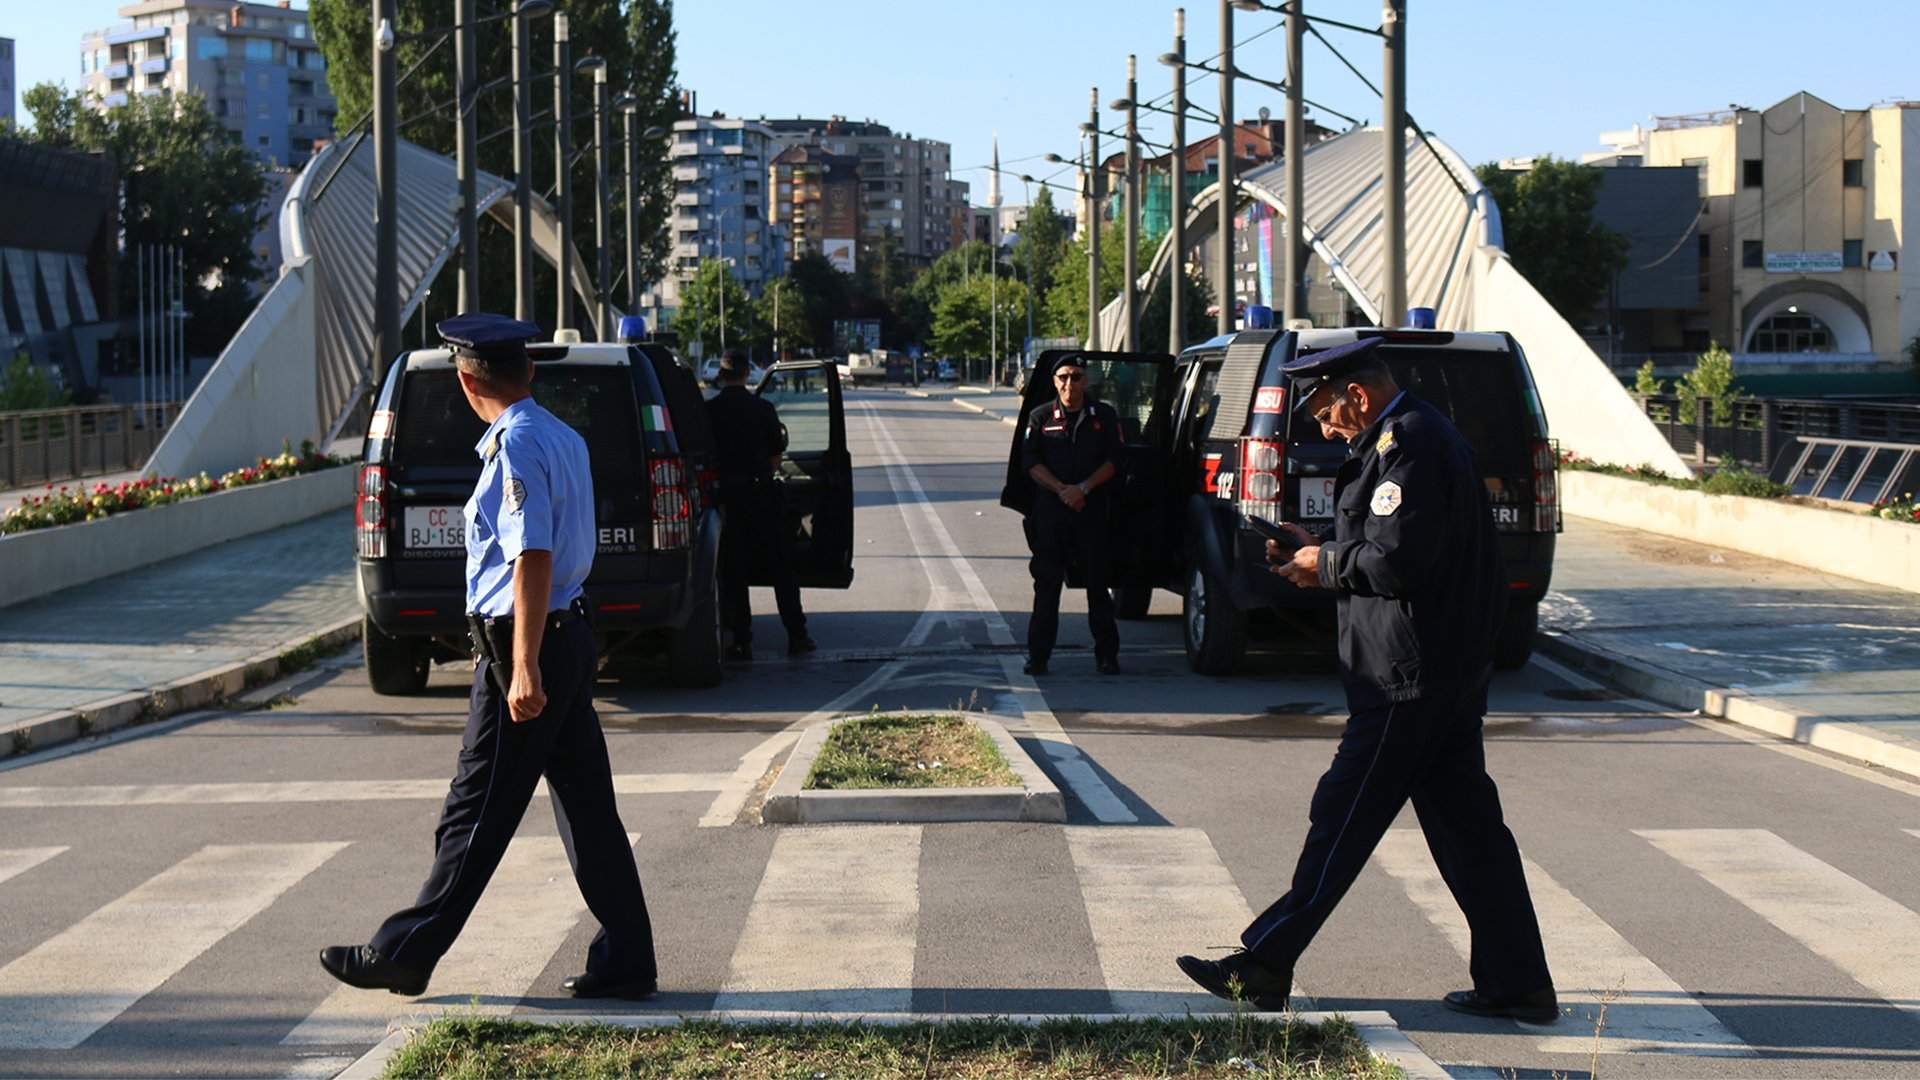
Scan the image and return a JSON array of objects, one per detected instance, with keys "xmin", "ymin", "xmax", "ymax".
[
  {"xmin": 1370, "ymin": 480, "xmax": 1402, "ymax": 516},
  {"xmin": 505, "ymin": 475, "xmax": 527, "ymax": 512}
]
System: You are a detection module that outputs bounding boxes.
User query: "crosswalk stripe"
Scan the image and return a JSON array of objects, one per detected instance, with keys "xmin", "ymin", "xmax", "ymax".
[
  {"xmin": 715, "ymin": 825, "xmax": 920, "ymax": 1013},
  {"xmin": 1065, "ymin": 827, "xmax": 1264, "ymax": 1012},
  {"xmin": 0, "ymin": 842, "xmax": 346, "ymax": 1050},
  {"xmin": 1639, "ymin": 828, "xmax": 1920, "ymax": 1021},
  {"xmin": 284, "ymin": 833, "xmax": 634, "ymax": 1045},
  {"xmin": 0, "ymin": 846, "xmax": 67, "ymax": 888},
  {"xmin": 1371, "ymin": 831, "xmax": 1751, "ymax": 1056},
  {"xmin": 0, "ymin": 774, "xmax": 729, "ymax": 808}
]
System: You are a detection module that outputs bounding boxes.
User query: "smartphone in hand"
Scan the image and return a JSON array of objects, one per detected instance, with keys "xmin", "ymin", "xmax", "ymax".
[{"xmin": 1245, "ymin": 515, "xmax": 1304, "ymax": 554}]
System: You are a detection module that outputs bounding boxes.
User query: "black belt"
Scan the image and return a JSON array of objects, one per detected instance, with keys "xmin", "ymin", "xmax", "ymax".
[{"xmin": 466, "ymin": 599, "xmax": 587, "ymax": 693}]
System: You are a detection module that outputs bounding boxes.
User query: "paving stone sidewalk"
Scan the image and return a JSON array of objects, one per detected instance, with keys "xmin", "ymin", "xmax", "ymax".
[{"xmin": 0, "ymin": 510, "xmax": 357, "ymax": 732}]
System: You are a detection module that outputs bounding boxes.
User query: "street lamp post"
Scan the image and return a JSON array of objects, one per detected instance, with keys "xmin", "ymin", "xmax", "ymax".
[
  {"xmin": 618, "ymin": 99, "xmax": 639, "ymax": 315},
  {"xmin": 1123, "ymin": 55, "xmax": 1140, "ymax": 352},
  {"xmin": 511, "ymin": 4, "xmax": 536, "ymax": 321},
  {"xmin": 1218, "ymin": 0, "xmax": 1235, "ymax": 335},
  {"xmin": 1085, "ymin": 87, "xmax": 1102, "ymax": 350},
  {"xmin": 585, "ymin": 59, "xmax": 612, "ymax": 339},
  {"xmin": 553, "ymin": 13, "xmax": 574, "ymax": 332},
  {"xmin": 454, "ymin": 0, "xmax": 478, "ymax": 310},
  {"xmin": 1170, "ymin": 8, "xmax": 1187, "ymax": 352},
  {"xmin": 372, "ymin": 0, "xmax": 399, "ymax": 378},
  {"xmin": 1284, "ymin": 1, "xmax": 1306, "ymax": 322},
  {"xmin": 1382, "ymin": 0, "xmax": 1407, "ymax": 325}
]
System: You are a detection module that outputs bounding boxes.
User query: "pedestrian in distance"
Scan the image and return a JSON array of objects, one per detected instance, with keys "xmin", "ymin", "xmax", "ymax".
[
  {"xmin": 320, "ymin": 314, "xmax": 657, "ymax": 1001},
  {"xmin": 1020, "ymin": 353, "xmax": 1122, "ymax": 676},
  {"xmin": 1175, "ymin": 336, "xmax": 1558, "ymax": 1023},
  {"xmin": 705, "ymin": 348, "xmax": 815, "ymax": 661}
]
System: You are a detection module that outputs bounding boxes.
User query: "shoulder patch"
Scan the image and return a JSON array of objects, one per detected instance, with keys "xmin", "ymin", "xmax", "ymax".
[
  {"xmin": 1375, "ymin": 427, "xmax": 1395, "ymax": 455},
  {"xmin": 504, "ymin": 473, "xmax": 527, "ymax": 512},
  {"xmin": 1370, "ymin": 480, "xmax": 1402, "ymax": 516}
]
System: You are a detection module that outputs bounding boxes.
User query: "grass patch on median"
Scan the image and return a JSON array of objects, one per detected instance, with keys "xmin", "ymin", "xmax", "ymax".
[
  {"xmin": 806, "ymin": 713, "xmax": 1019, "ymax": 790},
  {"xmin": 380, "ymin": 1015, "xmax": 1400, "ymax": 1079}
]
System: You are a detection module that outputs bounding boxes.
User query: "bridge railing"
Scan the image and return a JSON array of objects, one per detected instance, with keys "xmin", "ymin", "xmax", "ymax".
[
  {"xmin": 1634, "ymin": 393, "xmax": 1920, "ymax": 472},
  {"xmin": 0, "ymin": 404, "xmax": 182, "ymax": 490}
]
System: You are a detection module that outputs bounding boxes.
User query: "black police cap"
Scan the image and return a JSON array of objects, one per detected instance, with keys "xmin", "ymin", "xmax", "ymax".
[
  {"xmin": 1051, "ymin": 353, "xmax": 1088, "ymax": 376},
  {"xmin": 717, "ymin": 351, "xmax": 754, "ymax": 378},
  {"xmin": 1280, "ymin": 336, "xmax": 1386, "ymax": 404},
  {"xmin": 437, "ymin": 313, "xmax": 542, "ymax": 367}
]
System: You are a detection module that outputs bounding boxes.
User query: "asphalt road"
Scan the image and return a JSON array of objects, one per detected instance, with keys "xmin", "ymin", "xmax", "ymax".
[{"xmin": 2, "ymin": 390, "xmax": 1918, "ymax": 1079}]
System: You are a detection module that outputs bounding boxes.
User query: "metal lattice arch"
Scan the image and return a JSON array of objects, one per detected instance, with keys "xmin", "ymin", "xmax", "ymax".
[{"xmin": 1104, "ymin": 127, "xmax": 1690, "ymax": 477}]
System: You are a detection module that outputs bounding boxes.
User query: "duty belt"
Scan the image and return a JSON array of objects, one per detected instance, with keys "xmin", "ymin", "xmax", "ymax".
[{"xmin": 466, "ymin": 598, "xmax": 588, "ymax": 695}]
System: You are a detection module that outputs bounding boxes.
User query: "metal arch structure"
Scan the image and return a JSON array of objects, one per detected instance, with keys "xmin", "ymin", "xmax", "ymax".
[{"xmin": 1108, "ymin": 126, "xmax": 1692, "ymax": 477}]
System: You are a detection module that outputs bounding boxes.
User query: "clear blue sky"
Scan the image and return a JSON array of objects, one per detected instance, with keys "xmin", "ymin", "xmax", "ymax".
[{"xmin": 12, "ymin": 1, "xmax": 1917, "ymax": 203}]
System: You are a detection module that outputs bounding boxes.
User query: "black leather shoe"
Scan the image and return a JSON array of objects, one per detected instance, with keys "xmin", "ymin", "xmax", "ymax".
[
  {"xmin": 318, "ymin": 944, "xmax": 430, "ymax": 997},
  {"xmin": 1097, "ymin": 656, "xmax": 1120, "ymax": 675},
  {"xmin": 562, "ymin": 971, "xmax": 658, "ymax": 1000},
  {"xmin": 1443, "ymin": 987, "xmax": 1559, "ymax": 1024},
  {"xmin": 788, "ymin": 635, "xmax": 817, "ymax": 656},
  {"xmin": 1023, "ymin": 658, "xmax": 1048, "ymax": 676},
  {"xmin": 724, "ymin": 644, "xmax": 753, "ymax": 662},
  {"xmin": 1175, "ymin": 951, "xmax": 1292, "ymax": 1011}
]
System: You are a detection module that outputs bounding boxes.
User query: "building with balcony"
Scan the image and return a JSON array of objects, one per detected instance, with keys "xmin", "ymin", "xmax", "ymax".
[
  {"xmin": 79, "ymin": 0, "xmax": 335, "ymax": 169},
  {"xmin": 656, "ymin": 113, "xmax": 788, "ymax": 327},
  {"xmin": 769, "ymin": 143, "xmax": 861, "ymax": 272},
  {"xmin": 761, "ymin": 117, "xmax": 969, "ymax": 268}
]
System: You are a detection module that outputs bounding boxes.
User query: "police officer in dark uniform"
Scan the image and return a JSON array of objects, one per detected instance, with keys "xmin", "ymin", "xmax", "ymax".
[
  {"xmin": 705, "ymin": 348, "xmax": 813, "ymax": 660},
  {"xmin": 321, "ymin": 314, "xmax": 657, "ymax": 1000},
  {"xmin": 1175, "ymin": 337, "xmax": 1557, "ymax": 1023},
  {"xmin": 1021, "ymin": 353, "xmax": 1123, "ymax": 676}
]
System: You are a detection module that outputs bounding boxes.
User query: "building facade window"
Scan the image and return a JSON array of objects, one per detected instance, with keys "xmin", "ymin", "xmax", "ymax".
[
  {"xmin": 1742, "ymin": 240, "xmax": 1763, "ymax": 268},
  {"xmin": 1843, "ymin": 239, "xmax": 1863, "ymax": 268},
  {"xmin": 1843, "ymin": 158, "xmax": 1863, "ymax": 187},
  {"xmin": 1742, "ymin": 159, "xmax": 1763, "ymax": 188},
  {"xmin": 245, "ymin": 38, "xmax": 272, "ymax": 62},
  {"xmin": 1750, "ymin": 312, "xmax": 1832, "ymax": 353},
  {"xmin": 197, "ymin": 37, "xmax": 227, "ymax": 59}
]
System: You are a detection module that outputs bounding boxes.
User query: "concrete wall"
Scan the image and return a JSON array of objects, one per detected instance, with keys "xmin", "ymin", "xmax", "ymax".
[
  {"xmin": 0, "ymin": 466, "xmax": 352, "ymax": 607},
  {"xmin": 146, "ymin": 256, "xmax": 318, "ymax": 479},
  {"xmin": 1473, "ymin": 249, "xmax": 1694, "ymax": 477},
  {"xmin": 1563, "ymin": 470, "xmax": 1920, "ymax": 595}
]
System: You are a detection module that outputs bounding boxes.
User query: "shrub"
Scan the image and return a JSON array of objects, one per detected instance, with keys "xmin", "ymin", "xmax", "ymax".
[
  {"xmin": 0, "ymin": 353, "xmax": 71, "ymax": 411},
  {"xmin": 1675, "ymin": 341, "xmax": 1738, "ymax": 426},
  {"xmin": 0, "ymin": 440, "xmax": 345, "ymax": 535},
  {"xmin": 1698, "ymin": 466, "xmax": 1788, "ymax": 498},
  {"xmin": 1875, "ymin": 493, "xmax": 1920, "ymax": 524}
]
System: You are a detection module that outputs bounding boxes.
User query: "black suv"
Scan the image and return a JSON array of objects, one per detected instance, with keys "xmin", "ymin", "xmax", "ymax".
[
  {"xmin": 1001, "ymin": 327, "xmax": 1559, "ymax": 674},
  {"xmin": 355, "ymin": 335, "xmax": 855, "ymax": 695}
]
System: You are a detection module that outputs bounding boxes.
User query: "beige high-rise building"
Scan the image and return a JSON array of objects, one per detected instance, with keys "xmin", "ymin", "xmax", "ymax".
[{"xmin": 1619, "ymin": 92, "xmax": 1918, "ymax": 365}]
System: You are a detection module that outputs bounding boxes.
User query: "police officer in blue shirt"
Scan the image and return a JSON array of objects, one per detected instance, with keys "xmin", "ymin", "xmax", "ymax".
[
  {"xmin": 1175, "ymin": 337, "xmax": 1556, "ymax": 1023},
  {"xmin": 321, "ymin": 314, "xmax": 657, "ymax": 1001}
]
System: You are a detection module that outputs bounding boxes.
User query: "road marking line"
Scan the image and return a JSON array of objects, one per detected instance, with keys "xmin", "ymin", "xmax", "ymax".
[
  {"xmin": 1066, "ymin": 827, "xmax": 1267, "ymax": 1012},
  {"xmin": 284, "ymin": 834, "xmax": 633, "ymax": 1045},
  {"xmin": 0, "ymin": 774, "xmax": 731, "ymax": 808},
  {"xmin": 1372, "ymin": 831, "xmax": 1751, "ymax": 1056},
  {"xmin": 0, "ymin": 846, "xmax": 66, "ymax": 888},
  {"xmin": 715, "ymin": 825, "xmax": 920, "ymax": 1013},
  {"xmin": 0, "ymin": 842, "xmax": 347, "ymax": 1049},
  {"xmin": 1639, "ymin": 828, "xmax": 1920, "ymax": 1022}
]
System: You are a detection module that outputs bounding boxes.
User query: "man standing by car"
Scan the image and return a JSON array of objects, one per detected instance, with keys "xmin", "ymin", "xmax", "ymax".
[
  {"xmin": 1020, "ymin": 353, "xmax": 1123, "ymax": 676},
  {"xmin": 321, "ymin": 314, "xmax": 657, "ymax": 1001},
  {"xmin": 706, "ymin": 348, "xmax": 814, "ymax": 660},
  {"xmin": 1175, "ymin": 337, "xmax": 1557, "ymax": 1023}
]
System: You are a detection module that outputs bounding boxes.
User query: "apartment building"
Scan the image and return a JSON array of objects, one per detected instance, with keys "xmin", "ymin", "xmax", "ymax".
[
  {"xmin": 79, "ymin": 0, "xmax": 335, "ymax": 168},
  {"xmin": 768, "ymin": 142, "xmax": 862, "ymax": 272},
  {"xmin": 660, "ymin": 114, "xmax": 788, "ymax": 313},
  {"xmin": 762, "ymin": 117, "xmax": 969, "ymax": 268}
]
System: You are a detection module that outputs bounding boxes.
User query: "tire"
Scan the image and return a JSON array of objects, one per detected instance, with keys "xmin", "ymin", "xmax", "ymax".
[
  {"xmin": 1493, "ymin": 599, "xmax": 1538, "ymax": 671},
  {"xmin": 364, "ymin": 616, "xmax": 429, "ymax": 695},
  {"xmin": 1113, "ymin": 584, "xmax": 1154, "ymax": 620},
  {"xmin": 669, "ymin": 573, "xmax": 724, "ymax": 688},
  {"xmin": 1183, "ymin": 566, "xmax": 1247, "ymax": 675}
]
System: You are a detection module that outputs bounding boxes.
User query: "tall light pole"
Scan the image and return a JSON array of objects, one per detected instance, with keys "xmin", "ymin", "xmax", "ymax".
[
  {"xmin": 372, "ymin": 0, "xmax": 399, "ymax": 378},
  {"xmin": 454, "ymin": 0, "xmax": 478, "ymax": 310},
  {"xmin": 1085, "ymin": 86, "xmax": 1102, "ymax": 350},
  {"xmin": 553, "ymin": 12, "xmax": 574, "ymax": 332},
  {"xmin": 1170, "ymin": 8, "xmax": 1187, "ymax": 352},
  {"xmin": 511, "ymin": 4, "xmax": 535, "ymax": 321},
  {"xmin": 1382, "ymin": 0, "xmax": 1407, "ymax": 325},
  {"xmin": 618, "ymin": 99, "xmax": 639, "ymax": 314},
  {"xmin": 1123, "ymin": 55, "xmax": 1140, "ymax": 352},
  {"xmin": 1217, "ymin": 0, "xmax": 1235, "ymax": 335},
  {"xmin": 1284, "ymin": 0, "xmax": 1306, "ymax": 322},
  {"xmin": 583, "ymin": 58, "xmax": 612, "ymax": 339}
]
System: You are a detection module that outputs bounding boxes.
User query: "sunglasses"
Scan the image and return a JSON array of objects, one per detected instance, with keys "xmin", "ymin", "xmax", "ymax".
[{"xmin": 1055, "ymin": 371, "xmax": 1087, "ymax": 383}]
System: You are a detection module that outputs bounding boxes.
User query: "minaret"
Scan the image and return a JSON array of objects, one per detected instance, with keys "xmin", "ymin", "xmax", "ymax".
[{"xmin": 989, "ymin": 132, "xmax": 1002, "ymax": 251}]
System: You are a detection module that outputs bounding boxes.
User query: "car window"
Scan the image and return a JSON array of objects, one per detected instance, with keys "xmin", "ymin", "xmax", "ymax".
[
  {"xmin": 394, "ymin": 367, "xmax": 644, "ymax": 483},
  {"xmin": 1382, "ymin": 347, "xmax": 1532, "ymax": 470},
  {"xmin": 1088, "ymin": 359, "xmax": 1172, "ymax": 445},
  {"xmin": 1188, "ymin": 363, "xmax": 1222, "ymax": 442},
  {"xmin": 759, "ymin": 366, "xmax": 834, "ymax": 454}
]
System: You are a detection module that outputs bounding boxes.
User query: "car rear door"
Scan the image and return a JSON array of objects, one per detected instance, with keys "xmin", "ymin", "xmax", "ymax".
[
  {"xmin": 753, "ymin": 360, "xmax": 854, "ymax": 589},
  {"xmin": 999, "ymin": 349, "xmax": 1177, "ymax": 587}
]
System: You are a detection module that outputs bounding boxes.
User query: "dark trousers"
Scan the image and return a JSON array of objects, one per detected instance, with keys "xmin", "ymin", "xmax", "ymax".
[
  {"xmin": 1026, "ymin": 500, "xmax": 1119, "ymax": 663},
  {"xmin": 371, "ymin": 617, "xmax": 655, "ymax": 981},
  {"xmin": 717, "ymin": 482, "xmax": 806, "ymax": 648},
  {"xmin": 1239, "ymin": 690, "xmax": 1552, "ymax": 998}
]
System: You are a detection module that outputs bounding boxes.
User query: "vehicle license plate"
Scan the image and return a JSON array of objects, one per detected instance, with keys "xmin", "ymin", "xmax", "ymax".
[
  {"xmin": 405, "ymin": 506, "xmax": 466, "ymax": 549},
  {"xmin": 1299, "ymin": 478, "xmax": 1338, "ymax": 518}
]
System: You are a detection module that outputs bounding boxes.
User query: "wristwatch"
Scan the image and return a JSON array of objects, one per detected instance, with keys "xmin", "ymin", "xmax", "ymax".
[{"xmin": 1076, "ymin": 481, "xmax": 1090, "ymax": 496}]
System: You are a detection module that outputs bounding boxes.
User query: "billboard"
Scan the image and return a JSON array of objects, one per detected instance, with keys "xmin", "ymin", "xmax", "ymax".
[
  {"xmin": 823, "ymin": 237, "xmax": 857, "ymax": 273},
  {"xmin": 834, "ymin": 318, "xmax": 882, "ymax": 353}
]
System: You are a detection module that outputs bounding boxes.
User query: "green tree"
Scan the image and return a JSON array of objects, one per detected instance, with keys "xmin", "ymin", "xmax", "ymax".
[
  {"xmin": 1635, "ymin": 358, "xmax": 1670, "ymax": 422},
  {"xmin": 676, "ymin": 258, "xmax": 753, "ymax": 358},
  {"xmin": 756, "ymin": 275, "xmax": 812, "ymax": 358},
  {"xmin": 1676, "ymin": 341, "xmax": 1739, "ymax": 426},
  {"xmin": 1473, "ymin": 156, "xmax": 1629, "ymax": 324},
  {"xmin": 930, "ymin": 275, "xmax": 1030, "ymax": 360},
  {"xmin": 0, "ymin": 353, "xmax": 72, "ymax": 411},
  {"xmin": 310, "ymin": 0, "xmax": 680, "ymax": 315},
  {"xmin": 1042, "ymin": 222, "xmax": 1125, "ymax": 341},
  {"xmin": 1011, "ymin": 185, "xmax": 1069, "ymax": 306},
  {"xmin": 1140, "ymin": 266, "xmax": 1216, "ymax": 353},
  {"xmin": 19, "ymin": 86, "xmax": 269, "ymax": 354}
]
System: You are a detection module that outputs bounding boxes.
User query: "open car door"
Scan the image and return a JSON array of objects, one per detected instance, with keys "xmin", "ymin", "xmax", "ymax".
[
  {"xmin": 1000, "ymin": 349, "xmax": 1177, "ymax": 588},
  {"xmin": 753, "ymin": 360, "xmax": 854, "ymax": 589}
]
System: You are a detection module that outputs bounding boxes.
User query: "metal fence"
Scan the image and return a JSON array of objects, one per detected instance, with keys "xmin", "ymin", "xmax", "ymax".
[
  {"xmin": 1635, "ymin": 393, "xmax": 1920, "ymax": 471},
  {"xmin": 0, "ymin": 404, "xmax": 182, "ymax": 491}
]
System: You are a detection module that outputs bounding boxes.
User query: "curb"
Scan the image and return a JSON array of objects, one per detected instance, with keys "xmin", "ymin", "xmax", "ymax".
[
  {"xmin": 1536, "ymin": 628, "xmax": 1920, "ymax": 782},
  {"xmin": 762, "ymin": 714, "xmax": 1065, "ymax": 824},
  {"xmin": 951, "ymin": 397, "xmax": 1019, "ymax": 428},
  {"xmin": 1, "ymin": 615, "xmax": 361, "ymax": 760},
  {"xmin": 340, "ymin": 1009, "xmax": 1445, "ymax": 1080}
]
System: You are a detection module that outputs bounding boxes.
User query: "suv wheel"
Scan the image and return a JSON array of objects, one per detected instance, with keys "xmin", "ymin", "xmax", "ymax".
[
  {"xmin": 364, "ymin": 616, "xmax": 430, "ymax": 695},
  {"xmin": 1113, "ymin": 584, "xmax": 1153, "ymax": 620},
  {"xmin": 1183, "ymin": 566, "xmax": 1247, "ymax": 675},
  {"xmin": 1494, "ymin": 599, "xmax": 1538, "ymax": 671},
  {"xmin": 669, "ymin": 574, "xmax": 724, "ymax": 688}
]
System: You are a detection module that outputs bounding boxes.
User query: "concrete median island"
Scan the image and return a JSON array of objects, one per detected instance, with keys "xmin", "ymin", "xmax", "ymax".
[{"xmin": 762, "ymin": 712, "xmax": 1065, "ymax": 824}]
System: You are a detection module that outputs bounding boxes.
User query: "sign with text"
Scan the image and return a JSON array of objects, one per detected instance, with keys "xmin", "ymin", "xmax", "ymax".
[{"xmin": 1765, "ymin": 251, "xmax": 1843, "ymax": 273}]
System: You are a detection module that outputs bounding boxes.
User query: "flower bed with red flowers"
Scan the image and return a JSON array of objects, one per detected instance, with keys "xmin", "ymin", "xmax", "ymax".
[
  {"xmin": 1874, "ymin": 494, "xmax": 1920, "ymax": 525},
  {"xmin": 1, "ymin": 440, "xmax": 348, "ymax": 536}
]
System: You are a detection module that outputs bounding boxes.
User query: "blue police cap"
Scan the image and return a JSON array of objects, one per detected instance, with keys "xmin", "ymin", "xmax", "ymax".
[
  {"xmin": 437, "ymin": 313, "xmax": 542, "ymax": 362},
  {"xmin": 1280, "ymin": 336, "xmax": 1386, "ymax": 405}
]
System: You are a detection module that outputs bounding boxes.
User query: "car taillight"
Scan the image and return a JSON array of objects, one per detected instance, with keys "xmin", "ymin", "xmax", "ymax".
[
  {"xmin": 650, "ymin": 456, "xmax": 692, "ymax": 550},
  {"xmin": 355, "ymin": 464, "xmax": 387, "ymax": 559},
  {"xmin": 1238, "ymin": 436, "xmax": 1285, "ymax": 522},
  {"xmin": 1532, "ymin": 439, "xmax": 1559, "ymax": 533}
]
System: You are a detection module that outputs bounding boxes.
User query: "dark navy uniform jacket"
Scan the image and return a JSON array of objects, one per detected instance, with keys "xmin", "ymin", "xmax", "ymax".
[
  {"xmin": 1315, "ymin": 393, "xmax": 1501, "ymax": 711},
  {"xmin": 705, "ymin": 385, "xmax": 784, "ymax": 485},
  {"xmin": 1020, "ymin": 398, "xmax": 1123, "ymax": 500}
]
